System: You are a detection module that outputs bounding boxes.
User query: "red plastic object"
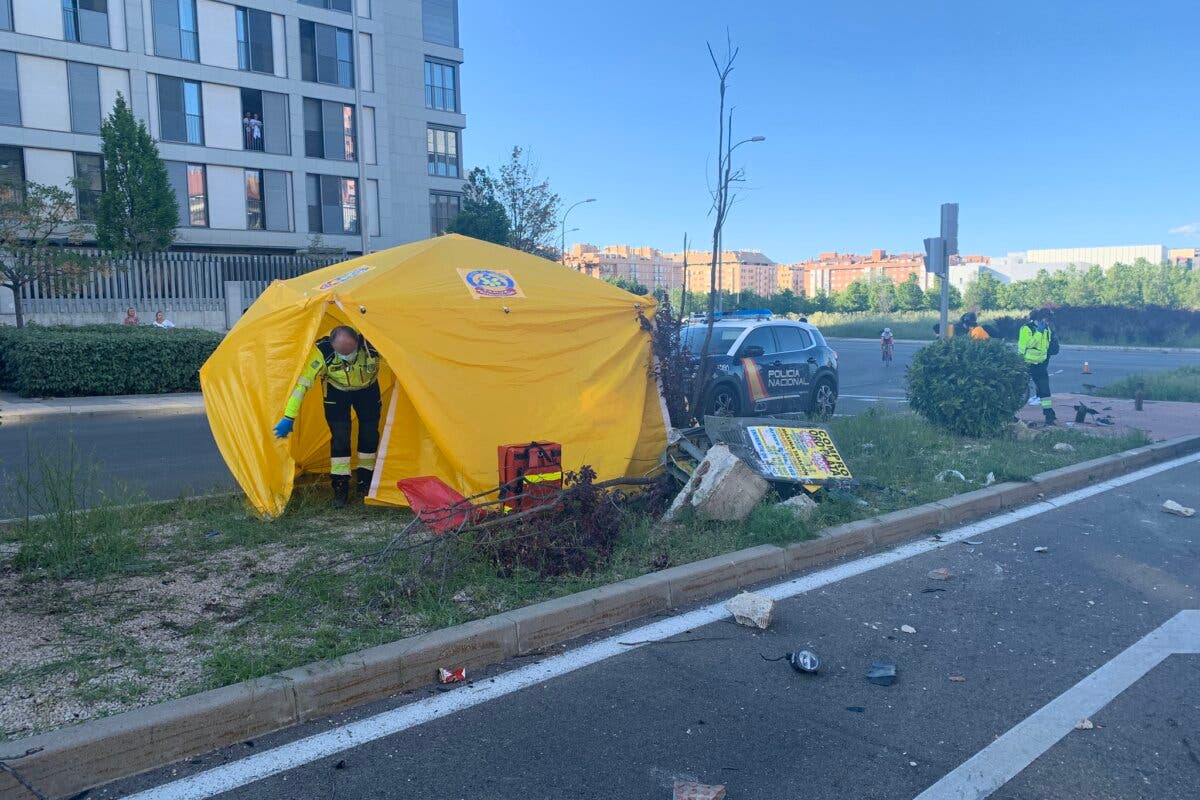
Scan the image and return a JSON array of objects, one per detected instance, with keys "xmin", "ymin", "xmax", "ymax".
[
  {"xmin": 396, "ymin": 476, "xmax": 475, "ymax": 535},
  {"xmin": 498, "ymin": 441, "xmax": 563, "ymax": 511}
]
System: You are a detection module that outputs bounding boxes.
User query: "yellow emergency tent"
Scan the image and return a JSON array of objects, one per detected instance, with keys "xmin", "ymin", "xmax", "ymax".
[{"xmin": 200, "ymin": 234, "xmax": 668, "ymax": 518}]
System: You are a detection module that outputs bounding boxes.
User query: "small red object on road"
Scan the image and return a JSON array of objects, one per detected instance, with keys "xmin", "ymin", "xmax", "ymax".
[{"xmin": 438, "ymin": 667, "xmax": 466, "ymax": 684}]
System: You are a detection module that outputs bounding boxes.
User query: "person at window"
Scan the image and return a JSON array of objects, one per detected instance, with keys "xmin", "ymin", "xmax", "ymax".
[
  {"xmin": 123, "ymin": 307, "xmax": 139, "ymax": 326},
  {"xmin": 242, "ymin": 112, "xmax": 253, "ymax": 149},
  {"xmin": 273, "ymin": 326, "xmax": 383, "ymax": 508},
  {"xmin": 250, "ymin": 113, "xmax": 263, "ymax": 151},
  {"xmin": 153, "ymin": 310, "xmax": 176, "ymax": 329}
]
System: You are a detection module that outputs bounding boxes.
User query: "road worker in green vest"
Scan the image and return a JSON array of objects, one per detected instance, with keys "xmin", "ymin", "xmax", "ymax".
[
  {"xmin": 272, "ymin": 325, "xmax": 382, "ymax": 507},
  {"xmin": 1018, "ymin": 309, "xmax": 1058, "ymax": 425}
]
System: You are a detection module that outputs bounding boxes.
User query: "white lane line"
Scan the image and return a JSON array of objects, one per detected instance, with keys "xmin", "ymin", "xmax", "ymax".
[
  {"xmin": 914, "ymin": 610, "xmax": 1200, "ymax": 800},
  {"xmin": 839, "ymin": 394, "xmax": 908, "ymax": 402},
  {"xmin": 126, "ymin": 452, "xmax": 1200, "ymax": 800}
]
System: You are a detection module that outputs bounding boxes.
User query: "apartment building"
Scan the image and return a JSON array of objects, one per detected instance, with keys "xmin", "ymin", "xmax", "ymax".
[
  {"xmin": 568, "ymin": 244, "xmax": 685, "ymax": 291},
  {"xmin": 802, "ymin": 249, "xmax": 930, "ymax": 295},
  {"xmin": 0, "ymin": 0, "xmax": 465, "ymax": 253},
  {"xmin": 681, "ymin": 249, "xmax": 779, "ymax": 295}
]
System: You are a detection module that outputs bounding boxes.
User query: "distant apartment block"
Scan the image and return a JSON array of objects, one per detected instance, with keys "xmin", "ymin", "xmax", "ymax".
[
  {"xmin": 567, "ymin": 244, "xmax": 792, "ymax": 295},
  {"xmin": 1168, "ymin": 248, "xmax": 1199, "ymax": 269},
  {"xmin": 801, "ymin": 249, "xmax": 932, "ymax": 295},
  {"xmin": 0, "ymin": 0, "xmax": 465, "ymax": 253}
]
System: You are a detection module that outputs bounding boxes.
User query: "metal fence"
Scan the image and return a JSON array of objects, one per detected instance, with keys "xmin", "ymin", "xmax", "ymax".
[{"xmin": 17, "ymin": 251, "xmax": 342, "ymax": 314}]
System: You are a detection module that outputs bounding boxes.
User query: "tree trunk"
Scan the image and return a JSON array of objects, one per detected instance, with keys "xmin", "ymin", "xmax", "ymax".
[{"xmin": 10, "ymin": 284, "xmax": 22, "ymax": 328}]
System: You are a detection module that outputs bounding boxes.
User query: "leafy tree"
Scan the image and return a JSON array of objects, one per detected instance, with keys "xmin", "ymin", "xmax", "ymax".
[
  {"xmin": 446, "ymin": 168, "xmax": 510, "ymax": 244},
  {"xmin": 604, "ymin": 275, "xmax": 648, "ymax": 295},
  {"xmin": 768, "ymin": 288, "xmax": 798, "ymax": 316},
  {"xmin": 1100, "ymin": 262, "xmax": 1142, "ymax": 307},
  {"xmin": 836, "ymin": 279, "xmax": 870, "ymax": 312},
  {"xmin": 1063, "ymin": 265, "xmax": 1104, "ymax": 306},
  {"xmin": 866, "ymin": 272, "xmax": 895, "ymax": 313},
  {"xmin": 496, "ymin": 147, "xmax": 561, "ymax": 255},
  {"xmin": 96, "ymin": 93, "xmax": 177, "ymax": 256},
  {"xmin": 894, "ymin": 273, "xmax": 926, "ymax": 311},
  {"xmin": 925, "ymin": 277, "xmax": 962, "ymax": 310},
  {"xmin": 963, "ymin": 271, "xmax": 1002, "ymax": 310},
  {"xmin": 0, "ymin": 182, "xmax": 97, "ymax": 327}
]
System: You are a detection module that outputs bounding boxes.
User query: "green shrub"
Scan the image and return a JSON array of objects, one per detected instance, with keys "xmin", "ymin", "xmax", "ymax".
[
  {"xmin": 905, "ymin": 337, "xmax": 1028, "ymax": 437},
  {"xmin": 0, "ymin": 324, "xmax": 222, "ymax": 397}
]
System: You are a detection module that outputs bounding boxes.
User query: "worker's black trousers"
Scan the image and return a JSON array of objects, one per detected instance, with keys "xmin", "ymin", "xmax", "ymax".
[
  {"xmin": 1028, "ymin": 361, "xmax": 1051, "ymax": 398},
  {"xmin": 323, "ymin": 383, "xmax": 381, "ymax": 494}
]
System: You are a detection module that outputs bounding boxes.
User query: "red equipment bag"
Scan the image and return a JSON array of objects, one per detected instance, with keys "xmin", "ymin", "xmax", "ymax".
[
  {"xmin": 396, "ymin": 476, "xmax": 477, "ymax": 535},
  {"xmin": 497, "ymin": 441, "xmax": 563, "ymax": 511}
]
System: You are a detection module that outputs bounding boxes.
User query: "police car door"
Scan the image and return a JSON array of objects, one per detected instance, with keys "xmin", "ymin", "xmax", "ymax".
[
  {"xmin": 771, "ymin": 325, "xmax": 813, "ymax": 412},
  {"xmin": 736, "ymin": 325, "xmax": 785, "ymax": 414}
]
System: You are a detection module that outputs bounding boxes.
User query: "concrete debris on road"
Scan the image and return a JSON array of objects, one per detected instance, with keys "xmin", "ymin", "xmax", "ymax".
[
  {"xmin": 1074, "ymin": 718, "xmax": 1095, "ymax": 730},
  {"xmin": 664, "ymin": 444, "xmax": 769, "ymax": 522},
  {"xmin": 1053, "ymin": 442, "xmax": 1076, "ymax": 453},
  {"xmin": 673, "ymin": 780, "xmax": 726, "ymax": 800},
  {"xmin": 866, "ymin": 661, "xmax": 897, "ymax": 686},
  {"xmin": 725, "ymin": 591, "xmax": 775, "ymax": 629},
  {"xmin": 935, "ymin": 469, "xmax": 966, "ymax": 483},
  {"xmin": 927, "ymin": 568, "xmax": 953, "ymax": 581},
  {"xmin": 984, "ymin": 471, "xmax": 996, "ymax": 486},
  {"xmin": 1162, "ymin": 500, "xmax": 1196, "ymax": 518},
  {"xmin": 1034, "ymin": 546, "xmax": 1049, "ymax": 553},
  {"xmin": 949, "ymin": 675, "xmax": 966, "ymax": 682},
  {"xmin": 777, "ymin": 493, "xmax": 818, "ymax": 520},
  {"xmin": 900, "ymin": 624, "xmax": 916, "ymax": 634}
]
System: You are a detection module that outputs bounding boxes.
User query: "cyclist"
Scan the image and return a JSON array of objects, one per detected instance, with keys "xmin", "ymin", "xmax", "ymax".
[{"xmin": 881, "ymin": 327, "xmax": 895, "ymax": 365}]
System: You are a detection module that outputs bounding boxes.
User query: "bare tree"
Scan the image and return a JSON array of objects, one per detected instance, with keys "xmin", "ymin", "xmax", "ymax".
[{"xmin": 688, "ymin": 34, "xmax": 761, "ymax": 418}]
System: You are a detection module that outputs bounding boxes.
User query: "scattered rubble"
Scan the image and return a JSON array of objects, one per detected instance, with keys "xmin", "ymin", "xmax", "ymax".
[
  {"xmin": 866, "ymin": 661, "xmax": 897, "ymax": 686},
  {"xmin": 726, "ymin": 592, "xmax": 775, "ymax": 629},
  {"xmin": 949, "ymin": 675, "xmax": 966, "ymax": 683},
  {"xmin": 983, "ymin": 472, "xmax": 996, "ymax": 486},
  {"xmin": 665, "ymin": 444, "xmax": 769, "ymax": 522},
  {"xmin": 1162, "ymin": 500, "xmax": 1196, "ymax": 518},
  {"xmin": 900, "ymin": 624, "xmax": 916, "ymax": 634},
  {"xmin": 927, "ymin": 568, "xmax": 953, "ymax": 581},
  {"xmin": 673, "ymin": 781, "xmax": 727, "ymax": 800},
  {"xmin": 778, "ymin": 493, "xmax": 818, "ymax": 520},
  {"xmin": 1012, "ymin": 421, "xmax": 1042, "ymax": 440},
  {"xmin": 935, "ymin": 469, "xmax": 966, "ymax": 483},
  {"xmin": 1074, "ymin": 718, "xmax": 1095, "ymax": 731},
  {"xmin": 1034, "ymin": 546, "xmax": 1049, "ymax": 553},
  {"xmin": 1053, "ymin": 442, "xmax": 1076, "ymax": 453}
]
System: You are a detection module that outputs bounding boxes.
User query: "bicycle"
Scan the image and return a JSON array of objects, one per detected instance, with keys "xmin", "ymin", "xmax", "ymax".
[{"xmin": 881, "ymin": 340, "xmax": 894, "ymax": 367}]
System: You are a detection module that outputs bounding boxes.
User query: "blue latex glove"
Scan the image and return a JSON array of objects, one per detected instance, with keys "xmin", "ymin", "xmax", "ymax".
[{"xmin": 273, "ymin": 417, "xmax": 294, "ymax": 438}]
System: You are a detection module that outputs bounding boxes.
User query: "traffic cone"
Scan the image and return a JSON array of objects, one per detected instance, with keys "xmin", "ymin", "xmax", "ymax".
[{"xmin": 1082, "ymin": 361, "xmax": 1091, "ymax": 374}]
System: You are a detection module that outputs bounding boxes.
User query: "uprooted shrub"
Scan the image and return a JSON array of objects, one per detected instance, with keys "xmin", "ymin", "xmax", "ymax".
[
  {"xmin": 905, "ymin": 337, "xmax": 1028, "ymax": 437},
  {"xmin": 469, "ymin": 466, "xmax": 675, "ymax": 577}
]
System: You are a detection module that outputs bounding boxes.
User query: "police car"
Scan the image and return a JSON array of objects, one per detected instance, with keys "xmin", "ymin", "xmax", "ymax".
[{"xmin": 683, "ymin": 314, "xmax": 839, "ymax": 418}]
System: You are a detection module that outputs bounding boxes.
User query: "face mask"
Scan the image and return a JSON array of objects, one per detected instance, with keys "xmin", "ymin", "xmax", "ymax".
[
  {"xmin": 1036, "ymin": 320, "xmax": 1048, "ymax": 331},
  {"xmin": 336, "ymin": 352, "xmax": 355, "ymax": 362}
]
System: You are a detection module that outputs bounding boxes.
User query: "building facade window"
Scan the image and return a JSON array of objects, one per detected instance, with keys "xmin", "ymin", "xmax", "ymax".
[
  {"xmin": 166, "ymin": 161, "xmax": 207, "ymax": 226},
  {"xmin": 0, "ymin": 144, "xmax": 24, "ymax": 201},
  {"xmin": 426, "ymin": 126, "xmax": 459, "ymax": 178},
  {"xmin": 0, "ymin": 51, "xmax": 19, "ymax": 126},
  {"xmin": 299, "ymin": 0, "xmax": 351, "ymax": 11},
  {"xmin": 158, "ymin": 76, "xmax": 203, "ymax": 144},
  {"xmin": 153, "ymin": 0, "xmax": 199, "ymax": 61},
  {"xmin": 235, "ymin": 7, "xmax": 274, "ymax": 74},
  {"xmin": 429, "ymin": 191, "xmax": 460, "ymax": 236},
  {"xmin": 245, "ymin": 168, "xmax": 263, "ymax": 230},
  {"xmin": 0, "ymin": 0, "xmax": 11, "ymax": 32},
  {"xmin": 73, "ymin": 152, "xmax": 103, "ymax": 221},
  {"xmin": 424, "ymin": 60, "xmax": 457, "ymax": 111},
  {"xmin": 63, "ymin": 0, "xmax": 110, "ymax": 47},
  {"xmin": 240, "ymin": 88, "xmax": 289, "ymax": 154},
  {"xmin": 422, "ymin": 0, "xmax": 458, "ymax": 46},
  {"xmin": 303, "ymin": 98, "xmax": 355, "ymax": 160},
  {"xmin": 306, "ymin": 173, "xmax": 357, "ymax": 235},
  {"xmin": 67, "ymin": 62, "xmax": 102, "ymax": 135},
  {"xmin": 300, "ymin": 20, "xmax": 354, "ymax": 88}
]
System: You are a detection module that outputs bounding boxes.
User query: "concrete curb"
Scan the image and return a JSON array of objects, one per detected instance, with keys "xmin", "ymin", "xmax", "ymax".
[
  {"xmin": 3, "ymin": 434, "xmax": 1199, "ymax": 800},
  {"xmin": 830, "ymin": 336, "xmax": 1200, "ymax": 354},
  {"xmin": 0, "ymin": 399, "xmax": 206, "ymax": 423}
]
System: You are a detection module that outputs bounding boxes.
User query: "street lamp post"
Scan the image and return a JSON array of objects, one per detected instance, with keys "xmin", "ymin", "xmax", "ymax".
[{"xmin": 560, "ymin": 198, "xmax": 596, "ymax": 265}]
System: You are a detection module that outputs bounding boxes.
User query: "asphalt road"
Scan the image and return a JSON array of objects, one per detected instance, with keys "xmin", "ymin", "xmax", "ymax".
[
  {"xmin": 102, "ymin": 457, "xmax": 1200, "ymax": 799},
  {"xmin": 0, "ymin": 340, "xmax": 1194, "ymax": 515}
]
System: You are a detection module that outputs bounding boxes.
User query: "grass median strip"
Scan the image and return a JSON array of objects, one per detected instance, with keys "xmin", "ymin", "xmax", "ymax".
[
  {"xmin": 1092, "ymin": 365, "xmax": 1200, "ymax": 403},
  {"xmin": 0, "ymin": 409, "xmax": 1147, "ymax": 741}
]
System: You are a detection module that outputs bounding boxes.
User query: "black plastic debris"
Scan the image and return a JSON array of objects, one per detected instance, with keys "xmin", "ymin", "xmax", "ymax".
[
  {"xmin": 866, "ymin": 661, "xmax": 897, "ymax": 686},
  {"xmin": 846, "ymin": 706, "xmax": 865, "ymax": 713},
  {"xmin": 760, "ymin": 649, "xmax": 820, "ymax": 673}
]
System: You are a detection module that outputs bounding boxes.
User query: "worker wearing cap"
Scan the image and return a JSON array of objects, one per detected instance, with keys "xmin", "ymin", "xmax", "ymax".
[
  {"xmin": 1018, "ymin": 309, "xmax": 1056, "ymax": 425},
  {"xmin": 961, "ymin": 311, "xmax": 990, "ymax": 340},
  {"xmin": 272, "ymin": 325, "xmax": 382, "ymax": 507}
]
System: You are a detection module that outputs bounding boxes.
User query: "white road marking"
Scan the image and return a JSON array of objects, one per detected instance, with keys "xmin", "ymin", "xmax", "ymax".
[
  {"xmin": 914, "ymin": 610, "xmax": 1200, "ymax": 800},
  {"xmin": 126, "ymin": 453, "xmax": 1200, "ymax": 800},
  {"xmin": 839, "ymin": 394, "xmax": 908, "ymax": 402}
]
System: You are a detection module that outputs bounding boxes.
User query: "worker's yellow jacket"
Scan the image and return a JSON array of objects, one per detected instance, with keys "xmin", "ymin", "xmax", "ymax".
[
  {"xmin": 284, "ymin": 335, "xmax": 380, "ymax": 419},
  {"xmin": 1017, "ymin": 324, "xmax": 1052, "ymax": 364}
]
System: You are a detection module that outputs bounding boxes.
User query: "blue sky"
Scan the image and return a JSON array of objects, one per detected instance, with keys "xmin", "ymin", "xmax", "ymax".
[{"xmin": 459, "ymin": 1, "xmax": 1200, "ymax": 263}]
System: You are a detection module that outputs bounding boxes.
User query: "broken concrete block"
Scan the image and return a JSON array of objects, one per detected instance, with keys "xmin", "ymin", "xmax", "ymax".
[
  {"xmin": 1012, "ymin": 421, "xmax": 1041, "ymax": 440},
  {"xmin": 935, "ymin": 469, "xmax": 966, "ymax": 483},
  {"xmin": 1053, "ymin": 442, "xmax": 1076, "ymax": 453},
  {"xmin": 673, "ymin": 781, "xmax": 727, "ymax": 800},
  {"xmin": 778, "ymin": 493, "xmax": 818, "ymax": 520},
  {"xmin": 1162, "ymin": 500, "xmax": 1196, "ymax": 518},
  {"xmin": 725, "ymin": 591, "xmax": 775, "ymax": 629},
  {"xmin": 665, "ymin": 444, "xmax": 769, "ymax": 522}
]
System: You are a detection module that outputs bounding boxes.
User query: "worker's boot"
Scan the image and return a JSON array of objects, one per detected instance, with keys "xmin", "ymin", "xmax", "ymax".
[
  {"xmin": 331, "ymin": 475, "xmax": 350, "ymax": 508},
  {"xmin": 1043, "ymin": 407, "xmax": 1057, "ymax": 426},
  {"xmin": 356, "ymin": 468, "xmax": 374, "ymax": 499}
]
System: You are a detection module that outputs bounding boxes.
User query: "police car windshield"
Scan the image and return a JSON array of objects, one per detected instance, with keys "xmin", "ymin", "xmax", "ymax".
[{"xmin": 683, "ymin": 324, "xmax": 748, "ymax": 355}]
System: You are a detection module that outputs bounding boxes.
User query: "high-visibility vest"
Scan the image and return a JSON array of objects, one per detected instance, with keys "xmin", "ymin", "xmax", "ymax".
[
  {"xmin": 284, "ymin": 335, "xmax": 381, "ymax": 418},
  {"xmin": 1017, "ymin": 324, "xmax": 1051, "ymax": 364}
]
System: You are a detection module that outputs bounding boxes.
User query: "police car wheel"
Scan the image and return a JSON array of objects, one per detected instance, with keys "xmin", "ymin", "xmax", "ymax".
[
  {"xmin": 706, "ymin": 384, "xmax": 741, "ymax": 417},
  {"xmin": 809, "ymin": 379, "xmax": 837, "ymax": 419}
]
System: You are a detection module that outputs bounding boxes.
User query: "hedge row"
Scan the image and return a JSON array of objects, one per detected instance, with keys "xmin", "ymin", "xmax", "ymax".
[
  {"xmin": 989, "ymin": 305, "xmax": 1200, "ymax": 347},
  {"xmin": 0, "ymin": 325, "xmax": 223, "ymax": 397}
]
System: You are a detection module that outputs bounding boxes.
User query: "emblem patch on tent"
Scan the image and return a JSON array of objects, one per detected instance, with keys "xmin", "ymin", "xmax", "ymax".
[
  {"xmin": 458, "ymin": 268, "xmax": 525, "ymax": 300},
  {"xmin": 316, "ymin": 265, "xmax": 373, "ymax": 290}
]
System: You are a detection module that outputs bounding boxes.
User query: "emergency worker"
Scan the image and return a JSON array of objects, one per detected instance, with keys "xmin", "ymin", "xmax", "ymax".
[
  {"xmin": 273, "ymin": 325, "xmax": 382, "ymax": 507},
  {"xmin": 1018, "ymin": 309, "xmax": 1057, "ymax": 425}
]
